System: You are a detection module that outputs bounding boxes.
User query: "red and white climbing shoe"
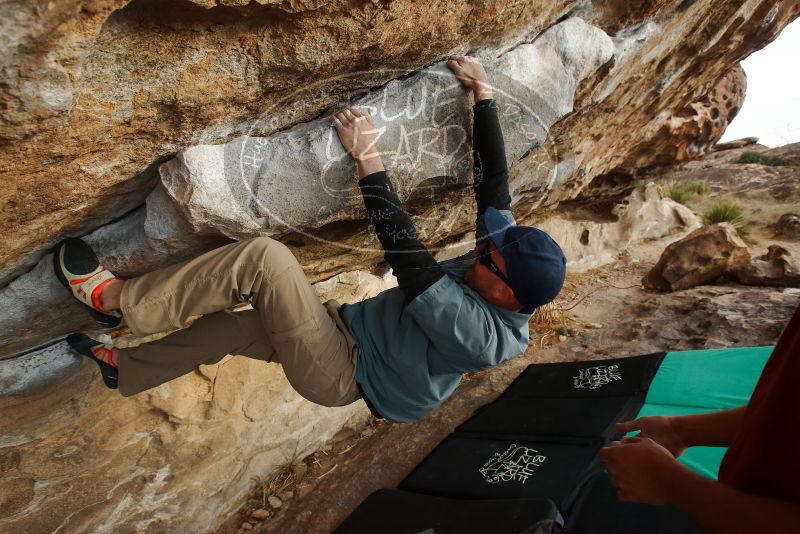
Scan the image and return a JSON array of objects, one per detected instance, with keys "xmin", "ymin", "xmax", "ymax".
[
  {"xmin": 66, "ymin": 333, "xmax": 119, "ymax": 389},
  {"xmin": 54, "ymin": 238, "xmax": 122, "ymax": 328}
]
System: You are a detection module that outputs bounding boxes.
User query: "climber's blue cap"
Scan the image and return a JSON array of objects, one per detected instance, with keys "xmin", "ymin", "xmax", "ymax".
[{"xmin": 483, "ymin": 207, "xmax": 567, "ymax": 310}]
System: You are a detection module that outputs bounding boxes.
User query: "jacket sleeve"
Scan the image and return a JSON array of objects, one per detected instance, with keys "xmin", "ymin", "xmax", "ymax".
[
  {"xmin": 405, "ymin": 276, "xmax": 526, "ymax": 374},
  {"xmin": 358, "ymin": 170, "xmax": 445, "ymax": 304},
  {"xmin": 472, "ymin": 98, "xmax": 512, "ymax": 216}
]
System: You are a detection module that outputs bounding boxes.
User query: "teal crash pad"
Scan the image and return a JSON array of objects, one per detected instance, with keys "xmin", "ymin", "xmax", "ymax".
[{"xmin": 631, "ymin": 346, "xmax": 773, "ymax": 479}]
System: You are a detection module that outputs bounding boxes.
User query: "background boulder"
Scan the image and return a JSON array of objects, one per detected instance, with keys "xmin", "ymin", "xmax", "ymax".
[
  {"xmin": 731, "ymin": 245, "xmax": 800, "ymax": 287},
  {"xmin": 642, "ymin": 223, "xmax": 750, "ymax": 291}
]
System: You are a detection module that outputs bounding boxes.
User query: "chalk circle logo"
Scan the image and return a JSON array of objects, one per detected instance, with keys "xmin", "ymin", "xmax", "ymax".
[
  {"xmin": 479, "ymin": 443, "xmax": 547, "ymax": 485},
  {"xmin": 573, "ymin": 364, "xmax": 623, "ymax": 390},
  {"xmin": 218, "ymin": 66, "xmax": 559, "ymax": 254}
]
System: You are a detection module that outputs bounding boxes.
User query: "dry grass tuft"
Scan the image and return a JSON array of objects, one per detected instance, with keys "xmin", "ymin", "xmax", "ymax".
[
  {"xmin": 530, "ymin": 302, "xmax": 572, "ymax": 348},
  {"xmin": 666, "ymin": 180, "xmax": 709, "ymax": 203},
  {"xmin": 251, "ymin": 460, "xmax": 303, "ymax": 510},
  {"xmin": 531, "ymin": 301, "xmax": 567, "ymax": 327}
]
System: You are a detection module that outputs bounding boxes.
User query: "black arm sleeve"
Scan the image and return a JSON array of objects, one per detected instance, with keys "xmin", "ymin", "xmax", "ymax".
[
  {"xmin": 358, "ymin": 171, "xmax": 445, "ymax": 304},
  {"xmin": 472, "ymin": 98, "xmax": 512, "ymax": 215}
]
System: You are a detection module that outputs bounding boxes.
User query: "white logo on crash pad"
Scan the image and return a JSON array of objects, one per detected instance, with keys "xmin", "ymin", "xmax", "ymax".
[
  {"xmin": 573, "ymin": 364, "xmax": 622, "ymax": 389},
  {"xmin": 479, "ymin": 444, "xmax": 546, "ymax": 485}
]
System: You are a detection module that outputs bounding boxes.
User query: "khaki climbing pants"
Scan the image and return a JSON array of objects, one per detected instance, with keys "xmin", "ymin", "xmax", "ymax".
[{"xmin": 117, "ymin": 237, "xmax": 361, "ymax": 407}]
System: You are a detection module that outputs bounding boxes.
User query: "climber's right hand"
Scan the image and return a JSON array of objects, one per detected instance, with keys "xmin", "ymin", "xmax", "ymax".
[{"xmin": 447, "ymin": 55, "xmax": 493, "ymax": 101}]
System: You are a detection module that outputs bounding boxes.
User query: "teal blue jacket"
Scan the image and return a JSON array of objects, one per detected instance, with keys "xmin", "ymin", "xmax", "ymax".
[{"xmin": 341, "ymin": 210, "xmax": 532, "ymax": 422}]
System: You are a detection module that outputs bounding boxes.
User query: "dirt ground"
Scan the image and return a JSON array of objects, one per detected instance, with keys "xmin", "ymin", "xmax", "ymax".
[{"xmin": 218, "ymin": 145, "xmax": 800, "ymax": 534}]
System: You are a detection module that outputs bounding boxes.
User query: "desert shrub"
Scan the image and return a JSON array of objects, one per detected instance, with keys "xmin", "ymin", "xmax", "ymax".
[
  {"xmin": 684, "ymin": 181, "xmax": 709, "ymax": 195},
  {"xmin": 736, "ymin": 151, "xmax": 792, "ymax": 166},
  {"xmin": 705, "ymin": 200, "xmax": 743, "ymax": 224},
  {"xmin": 667, "ymin": 180, "xmax": 709, "ymax": 203},
  {"xmin": 705, "ymin": 200, "xmax": 751, "ymax": 240},
  {"xmin": 668, "ymin": 184, "xmax": 690, "ymax": 203}
]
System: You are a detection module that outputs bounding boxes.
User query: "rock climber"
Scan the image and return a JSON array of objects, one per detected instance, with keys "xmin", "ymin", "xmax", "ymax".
[
  {"xmin": 56, "ymin": 56, "xmax": 566, "ymax": 422},
  {"xmin": 599, "ymin": 303, "xmax": 800, "ymax": 532}
]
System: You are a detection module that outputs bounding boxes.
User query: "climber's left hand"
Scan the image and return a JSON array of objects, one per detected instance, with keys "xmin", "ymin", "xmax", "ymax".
[{"xmin": 330, "ymin": 106, "xmax": 384, "ymax": 178}]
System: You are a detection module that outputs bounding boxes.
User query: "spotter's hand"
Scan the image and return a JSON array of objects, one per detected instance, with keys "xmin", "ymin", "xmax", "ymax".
[{"xmin": 599, "ymin": 436, "xmax": 685, "ymax": 505}]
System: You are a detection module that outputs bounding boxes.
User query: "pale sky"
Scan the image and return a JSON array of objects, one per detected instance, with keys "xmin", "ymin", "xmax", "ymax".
[{"xmin": 719, "ymin": 17, "xmax": 800, "ymax": 148}]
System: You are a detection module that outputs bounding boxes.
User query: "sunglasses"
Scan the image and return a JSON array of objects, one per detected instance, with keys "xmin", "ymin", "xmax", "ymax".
[{"xmin": 478, "ymin": 244, "xmax": 512, "ymax": 288}]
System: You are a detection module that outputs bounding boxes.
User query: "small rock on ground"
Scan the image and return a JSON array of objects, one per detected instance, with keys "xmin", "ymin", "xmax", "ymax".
[{"xmin": 251, "ymin": 509, "xmax": 270, "ymax": 519}]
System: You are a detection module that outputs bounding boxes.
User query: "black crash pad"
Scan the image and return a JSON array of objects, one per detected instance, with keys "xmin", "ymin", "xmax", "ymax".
[
  {"xmin": 400, "ymin": 437, "xmax": 601, "ymax": 508},
  {"xmin": 500, "ymin": 353, "xmax": 665, "ymax": 400},
  {"xmin": 338, "ymin": 354, "xmax": 674, "ymax": 532},
  {"xmin": 456, "ymin": 395, "xmax": 642, "ymax": 442},
  {"xmin": 335, "ymin": 489, "xmax": 563, "ymax": 534}
]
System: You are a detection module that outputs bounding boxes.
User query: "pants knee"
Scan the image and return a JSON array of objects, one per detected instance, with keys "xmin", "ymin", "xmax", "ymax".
[
  {"xmin": 243, "ymin": 237, "xmax": 296, "ymax": 271},
  {"xmin": 246, "ymin": 236, "xmax": 276, "ymax": 255}
]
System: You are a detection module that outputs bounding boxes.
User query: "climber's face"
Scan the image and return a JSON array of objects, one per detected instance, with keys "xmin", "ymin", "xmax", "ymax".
[{"xmin": 464, "ymin": 241, "xmax": 522, "ymax": 311}]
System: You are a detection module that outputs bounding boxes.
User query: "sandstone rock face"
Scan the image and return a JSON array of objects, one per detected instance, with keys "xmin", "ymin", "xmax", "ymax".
[
  {"xmin": 1, "ymin": 354, "xmax": 370, "ymax": 533},
  {"xmin": 3, "ymin": 1, "xmax": 797, "ymax": 284},
  {"xmin": 1, "ymin": 0, "xmax": 579, "ymax": 283},
  {"xmin": 153, "ymin": 18, "xmax": 614, "ymax": 245},
  {"xmin": 643, "ymin": 223, "xmax": 751, "ymax": 291},
  {"xmin": 3, "ymin": 1, "xmax": 800, "ymax": 532},
  {"xmin": 541, "ymin": 2, "xmax": 797, "ymax": 206},
  {"xmin": 731, "ymin": 245, "xmax": 800, "ymax": 287}
]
